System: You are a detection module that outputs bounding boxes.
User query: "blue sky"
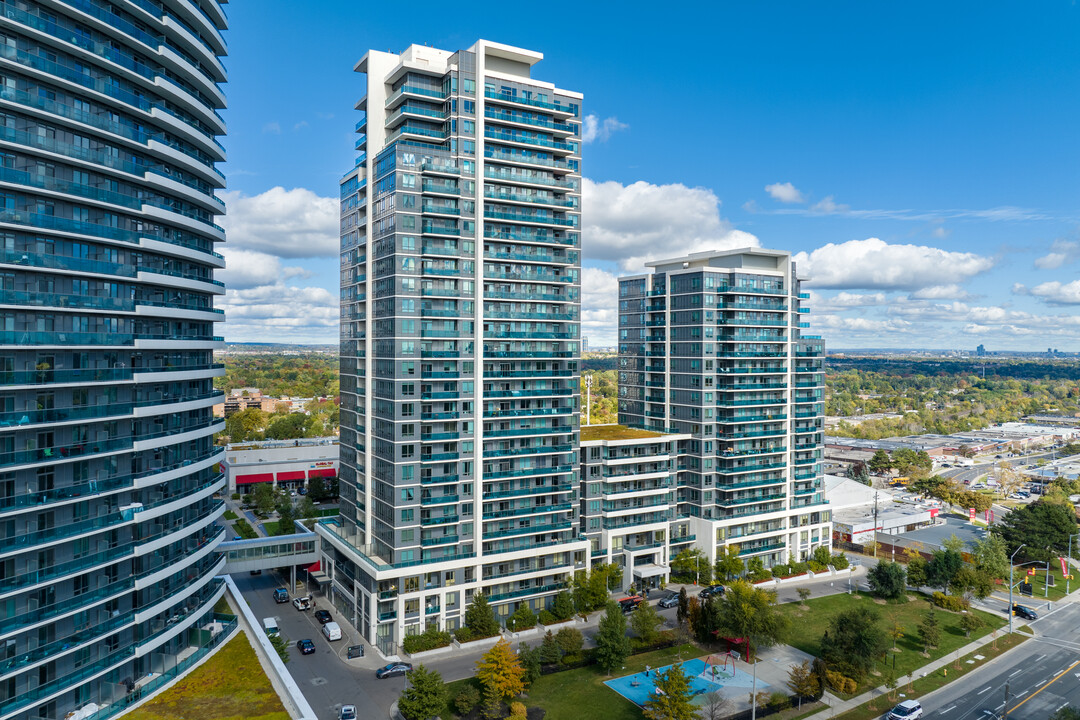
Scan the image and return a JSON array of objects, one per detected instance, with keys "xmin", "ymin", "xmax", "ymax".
[{"xmin": 215, "ymin": 1, "xmax": 1080, "ymax": 350}]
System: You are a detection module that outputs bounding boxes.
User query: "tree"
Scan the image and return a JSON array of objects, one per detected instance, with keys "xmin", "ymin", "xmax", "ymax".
[
  {"xmin": 887, "ymin": 616, "xmax": 905, "ymax": 652},
  {"xmin": 265, "ymin": 411, "xmax": 308, "ymax": 440},
  {"xmin": 506, "ymin": 603, "xmax": 536, "ymax": 632},
  {"xmin": 786, "ymin": 661, "xmax": 820, "ymax": 710},
  {"xmin": 671, "ymin": 548, "xmax": 712, "ymax": 584},
  {"xmin": 642, "ymin": 662, "xmax": 697, "ymax": 720},
  {"xmin": 950, "ymin": 565, "xmax": 994, "ymax": 599},
  {"xmin": 1050, "ymin": 707, "xmax": 1080, "ymax": 720},
  {"xmin": 464, "ymin": 594, "xmax": 500, "ymax": 639},
  {"xmin": 554, "ymin": 627, "xmax": 584, "ymax": 658},
  {"xmin": 398, "ymin": 665, "xmax": 447, "ymax": 720},
  {"xmin": 252, "ymin": 483, "xmax": 276, "ymax": 516},
  {"xmin": 276, "ymin": 500, "xmax": 296, "ymax": 535},
  {"xmin": 918, "ymin": 608, "xmax": 941, "ymax": 652},
  {"xmin": 959, "ymin": 612, "xmax": 983, "ymax": 638},
  {"xmin": 706, "ymin": 580, "xmax": 790, "ymax": 654},
  {"xmin": 551, "ymin": 590, "xmax": 575, "ymax": 621},
  {"xmin": 994, "ymin": 501, "xmax": 1078, "ymax": 562},
  {"xmin": 715, "ymin": 544, "xmax": 744, "ymax": 581},
  {"xmin": 268, "ymin": 632, "xmax": 290, "ymax": 664},
  {"xmin": 957, "ymin": 444, "xmax": 976, "ymax": 459},
  {"xmin": 594, "ymin": 601, "xmax": 631, "ymax": 674},
  {"xmin": 819, "ymin": 606, "xmax": 887, "ymax": 680},
  {"xmin": 224, "ymin": 407, "xmax": 267, "ymax": 442},
  {"xmin": 942, "ymin": 533, "xmax": 966, "ymax": 555},
  {"xmin": 306, "ymin": 476, "xmax": 328, "ymax": 502},
  {"xmin": 538, "ymin": 630, "xmax": 561, "ymax": 665},
  {"xmin": 297, "ymin": 496, "xmax": 317, "ymax": 520},
  {"xmin": 676, "ymin": 586, "xmax": 689, "ymax": 626},
  {"xmin": 699, "ymin": 691, "xmax": 731, "ymax": 720},
  {"xmin": 475, "ymin": 638, "xmax": 525, "ymax": 711},
  {"xmin": 869, "ymin": 449, "xmax": 893, "ymax": 475},
  {"xmin": 868, "ymin": 560, "xmax": 907, "ymax": 599},
  {"xmin": 905, "ymin": 548, "xmax": 928, "ymax": 588},
  {"xmin": 797, "ymin": 587, "xmax": 811, "ymax": 605},
  {"xmin": 846, "ymin": 461, "xmax": 871, "ymax": 486},
  {"xmin": 812, "ymin": 545, "xmax": 833, "ymax": 567},
  {"xmin": 995, "ymin": 461, "xmax": 1027, "ymax": 499},
  {"xmin": 926, "ymin": 549, "xmax": 964, "ymax": 592},
  {"xmin": 517, "ymin": 642, "xmax": 542, "ymax": 686},
  {"xmin": 630, "ymin": 601, "xmax": 664, "ymax": 645}
]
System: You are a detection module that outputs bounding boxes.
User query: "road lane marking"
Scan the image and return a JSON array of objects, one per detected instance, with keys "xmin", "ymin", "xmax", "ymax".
[
  {"xmin": 1035, "ymin": 680, "xmax": 1047, "ymax": 687},
  {"xmin": 1035, "ymin": 654, "xmax": 1047, "ymax": 662},
  {"xmin": 977, "ymin": 686, "xmax": 992, "ymax": 694},
  {"xmin": 1015, "ymin": 691, "xmax": 1028, "ymax": 698},
  {"xmin": 940, "ymin": 705, "xmax": 956, "ymax": 714},
  {"xmin": 1008, "ymin": 660, "xmax": 1080, "ymax": 715},
  {"xmin": 1008, "ymin": 669, "xmax": 1023, "ymax": 677}
]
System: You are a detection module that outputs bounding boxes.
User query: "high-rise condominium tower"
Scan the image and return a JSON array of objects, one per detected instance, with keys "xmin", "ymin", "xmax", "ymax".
[
  {"xmin": 618, "ymin": 249, "xmax": 830, "ymax": 570},
  {"xmin": 0, "ymin": 2, "xmax": 228, "ymax": 719},
  {"xmin": 324, "ymin": 40, "xmax": 586, "ymax": 654}
]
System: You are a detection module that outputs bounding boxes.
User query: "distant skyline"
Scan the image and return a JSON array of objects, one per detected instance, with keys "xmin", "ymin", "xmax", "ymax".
[{"xmin": 217, "ymin": 2, "xmax": 1080, "ymax": 350}]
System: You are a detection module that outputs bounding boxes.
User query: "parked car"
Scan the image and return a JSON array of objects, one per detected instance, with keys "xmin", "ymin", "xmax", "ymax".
[
  {"xmin": 296, "ymin": 639, "xmax": 316, "ymax": 655},
  {"xmin": 699, "ymin": 584, "xmax": 725, "ymax": 600},
  {"xmin": 887, "ymin": 699, "xmax": 922, "ymax": 719},
  {"xmin": 1013, "ymin": 604, "xmax": 1038, "ymax": 620},
  {"xmin": 232, "ymin": 536, "xmax": 242, "ymax": 541},
  {"xmin": 298, "ymin": 487, "xmax": 307, "ymax": 496},
  {"xmin": 314, "ymin": 609, "xmax": 332, "ymax": 624},
  {"xmin": 338, "ymin": 706, "xmax": 356, "ymax": 720},
  {"xmin": 376, "ymin": 662, "xmax": 413, "ymax": 679},
  {"xmin": 657, "ymin": 592, "xmax": 679, "ymax": 609},
  {"xmin": 273, "ymin": 588, "xmax": 289, "ymax": 603},
  {"xmin": 292, "ymin": 596, "xmax": 312, "ymax": 611},
  {"xmin": 346, "ymin": 645, "xmax": 365, "ymax": 659},
  {"xmin": 322, "ymin": 621, "xmax": 342, "ymax": 641},
  {"xmin": 262, "ymin": 617, "xmax": 279, "ymax": 637}
]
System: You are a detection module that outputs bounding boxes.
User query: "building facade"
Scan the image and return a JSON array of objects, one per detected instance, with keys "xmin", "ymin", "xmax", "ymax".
[
  {"xmin": 0, "ymin": 2, "xmax": 228, "ymax": 719},
  {"xmin": 222, "ymin": 437, "xmax": 338, "ymax": 494},
  {"xmin": 321, "ymin": 40, "xmax": 588, "ymax": 655},
  {"xmin": 579, "ymin": 426, "xmax": 691, "ymax": 591},
  {"xmin": 617, "ymin": 249, "xmax": 831, "ymax": 571}
]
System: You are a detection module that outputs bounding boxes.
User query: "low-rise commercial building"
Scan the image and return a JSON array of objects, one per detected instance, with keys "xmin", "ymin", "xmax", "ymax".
[{"xmin": 222, "ymin": 438, "xmax": 339, "ymax": 493}]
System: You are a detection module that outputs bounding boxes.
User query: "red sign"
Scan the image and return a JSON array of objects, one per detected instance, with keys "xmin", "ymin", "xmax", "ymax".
[
  {"xmin": 1061, "ymin": 556, "xmax": 1068, "ymax": 576},
  {"xmin": 969, "ymin": 508, "xmax": 976, "ymax": 521},
  {"xmin": 985, "ymin": 510, "xmax": 991, "ymax": 522}
]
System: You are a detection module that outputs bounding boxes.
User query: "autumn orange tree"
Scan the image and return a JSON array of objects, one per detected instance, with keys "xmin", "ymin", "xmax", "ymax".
[{"xmin": 475, "ymin": 638, "xmax": 525, "ymax": 717}]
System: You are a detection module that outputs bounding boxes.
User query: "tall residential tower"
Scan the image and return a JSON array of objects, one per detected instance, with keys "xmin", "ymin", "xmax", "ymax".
[
  {"xmin": 618, "ymin": 249, "xmax": 830, "ymax": 571},
  {"xmin": 322, "ymin": 41, "xmax": 587, "ymax": 655},
  {"xmin": 0, "ymin": 2, "xmax": 229, "ymax": 719}
]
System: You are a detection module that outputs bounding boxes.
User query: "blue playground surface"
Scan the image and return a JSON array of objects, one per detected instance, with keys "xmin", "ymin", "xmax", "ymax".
[{"xmin": 604, "ymin": 658, "xmax": 769, "ymax": 706}]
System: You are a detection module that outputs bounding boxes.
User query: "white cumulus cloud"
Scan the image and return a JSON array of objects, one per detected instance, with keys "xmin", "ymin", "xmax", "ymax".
[
  {"xmin": 219, "ymin": 283, "xmax": 339, "ymax": 343},
  {"xmin": 764, "ymin": 182, "xmax": 805, "ymax": 204},
  {"xmin": 1023, "ymin": 280, "xmax": 1080, "ymax": 305},
  {"xmin": 582, "ymin": 115, "xmax": 628, "ymax": 143},
  {"xmin": 1034, "ymin": 239, "xmax": 1080, "ymax": 270},
  {"xmin": 220, "ymin": 186, "xmax": 338, "ymax": 258},
  {"xmin": 794, "ymin": 238, "xmax": 994, "ymax": 290},
  {"xmin": 580, "ymin": 267, "xmax": 619, "ymax": 347},
  {"xmin": 583, "ymin": 179, "xmax": 759, "ymax": 271},
  {"xmin": 909, "ymin": 284, "xmax": 972, "ymax": 300}
]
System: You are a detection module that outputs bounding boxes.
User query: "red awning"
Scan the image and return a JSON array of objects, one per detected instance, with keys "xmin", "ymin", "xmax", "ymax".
[
  {"xmin": 307, "ymin": 561, "xmax": 321, "ymax": 573},
  {"xmin": 236, "ymin": 473, "xmax": 273, "ymax": 485},
  {"xmin": 308, "ymin": 468, "xmax": 336, "ymax": 478},
  {"xmin": 277, "ymin": 471, "xmax": 306, "ymax": 481}
]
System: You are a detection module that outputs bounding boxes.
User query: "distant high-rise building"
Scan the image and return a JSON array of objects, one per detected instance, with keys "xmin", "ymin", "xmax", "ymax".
[
  {"xmin": 582, "ymin": 335, "xmax": 589, "ymax": 354},
  {"xmin": 977, "ymin": 344, "xmax": 986, "ymax": 356},
  {"xmin": 324, "ymin": 41, "xmax": 587, "ymax": 655},
  {"xmin": 617, "ymin": 249, "xmax": 831, "ymax": 571},
  {"xmin": 0, "ymin": 2, "xmax": 229, "ymax": 719}
]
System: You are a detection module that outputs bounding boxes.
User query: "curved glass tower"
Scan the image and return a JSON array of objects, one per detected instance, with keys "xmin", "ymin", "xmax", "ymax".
[{"xmin": 0, "ymin": 2, "xmax": 228, "ymax": 719}]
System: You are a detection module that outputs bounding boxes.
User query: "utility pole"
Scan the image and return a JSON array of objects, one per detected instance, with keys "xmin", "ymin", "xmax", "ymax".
[
  {"xmin": 873, "ymin": 491, "xmax": 879, "ymax": 558},
  {"xmin": 750, "ymin": 658, "xmax": 758, "ymax": 720},
  {"xmin": 1008, "ymin": 544, "xmax": 1025, "ymax": 634},
  {"xmin": 584, "ymin": 374, "xmax": 592, "ymax": 426},
  {"xmin": 1003, "ymin": 681, "xmax": 1010, "ymax": 718},
  {"xmin": 1068, "ymin": 533, "xmax": 1078, "ymax": 597}
]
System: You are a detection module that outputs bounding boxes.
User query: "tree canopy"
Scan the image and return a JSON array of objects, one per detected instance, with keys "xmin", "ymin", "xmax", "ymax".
[{"xmin": 993, "ymin": 500, "xmax": 1078, "ymax": 562}]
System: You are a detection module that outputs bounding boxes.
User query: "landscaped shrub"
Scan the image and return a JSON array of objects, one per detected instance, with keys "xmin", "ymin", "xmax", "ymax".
[
  {"xmin": 749, "ymin": 569, "xmax": 773, "ymax": 582},
  {"xmin": 233, "ymin": 518, "xmax": 258, "ymax": 539},
  {"xmin": 767, "ymin": 692, "xmax": 791, "ymax": 711},
  {"xmin": 508, "ymin": 701, "xmax": 527, "ymax": 720},
  {"xmin": 824, "ymin": 669, "xmax": 857, "ymax": 694},
  {"xmin": 791, "ymin": 561, "xmax": 809, "ymax": 575},
  {"xmin": 830, "ymin": 553, "xmax": 850, "ymax": 570},
  {"xmin": 807, "ymin": 560, "xmax": 828, "ymax": 573},
  {"xmin": 506, "ymin": 603, "xmax": 537, "ymax": 632},
  {"xmin": 538, "ymin": 609, "xmax": 557, "ymax": 626},
  {"xmin": 454, "ymin": 686, "xmax": 480, "ymax": 715},
  {"xmin": 230, "ymin": 492, "xmax": 241, "ymax": 500},
  {"xmin": 932, "ymin": 591, "xmax": 970, "ymax": 612},
  {"xmin": 402, "ymin": 626, "xmax": 451, "ymax": 654},
  {"xmin": 454, "ymin": 627, "xmax": 473, "ymax": 643},
  {"xmin": 771, "ymin": 563, "xmax": 792, "ymax": 577}
]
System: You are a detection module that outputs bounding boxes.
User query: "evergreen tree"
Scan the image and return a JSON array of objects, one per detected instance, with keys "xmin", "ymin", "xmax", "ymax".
[
  {"xmin": 517, "ymin": 642, "xmax": 542, "ymax": 686},
  {"xmin": 918, "ymin": 608, "xmax": 941, "ymax": 652},
  {"xmin": 594, "ymin": 602, "xmax": 631, "ymax": 674},
  {"xmin": 643, "ymin": 662, "xmax": 697, "ymax": 720},
  {"xmin": 398, "ymin": 665, "xmax": 447, "ymax": 720},
  {"xmin": 676, "ymin": 586, "xmax": 689, "ymax": 626},
  {"xmin": 465, "ymin": 594, "xmax": 501, "ymax": 639},
  {"xmin": 630, "ymin": 601, "xmax": 664, "ymax": 645},
  {"xmin": 551, "ymin": 590, "xmax": 575, "ymax": 620}
]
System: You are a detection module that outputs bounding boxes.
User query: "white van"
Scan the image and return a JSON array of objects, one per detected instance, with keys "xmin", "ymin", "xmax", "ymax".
[
  {"xmin": 262, "ymin": 617, "xmax": 279, "ymax": 636},
  {"xmin": 322, "ymin": 621, "xmax": 342, "ymax": 641}
]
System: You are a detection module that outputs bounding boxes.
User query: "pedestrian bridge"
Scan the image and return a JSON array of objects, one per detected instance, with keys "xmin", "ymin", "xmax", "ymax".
[{"xmin": 219, "ymin": 531, "xmax": 321, "ymax": 576}]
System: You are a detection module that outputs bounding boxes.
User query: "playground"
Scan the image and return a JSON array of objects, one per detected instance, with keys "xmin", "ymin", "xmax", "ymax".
[{"xmin": 604, "ymin": 655, "xmax": 767, "ymax": 707}]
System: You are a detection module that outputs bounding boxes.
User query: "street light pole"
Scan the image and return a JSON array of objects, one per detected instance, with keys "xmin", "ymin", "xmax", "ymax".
[
  {"xmin": 1068, "ymin": 533, "xmax": 1079, "ymax": 597},
  {"xmin": 751, "ymin": 658, "xmax": 758, "ymax": 720},
  {"xmin": 1008, "ymin": 544, "xmax": 1025, "ymax": 634}
]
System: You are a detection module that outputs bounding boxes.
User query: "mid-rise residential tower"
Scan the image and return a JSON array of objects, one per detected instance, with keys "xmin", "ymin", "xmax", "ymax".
[
  {"xmin": 618, "ymin": 249, "xmax": 830, "ymax": 571},
  {"xmin": 323, "ymin": 40, "xmax": 587, "ymax": 655},
  {"xmin": 0, "ymin": 2, "xmax": 229, "ymax": 718}
]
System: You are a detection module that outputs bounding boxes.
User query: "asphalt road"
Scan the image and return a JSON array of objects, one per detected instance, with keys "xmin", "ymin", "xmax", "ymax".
[{"xmin": 920, "ymin": 603, "xmax": 1080, "ymax": 719}]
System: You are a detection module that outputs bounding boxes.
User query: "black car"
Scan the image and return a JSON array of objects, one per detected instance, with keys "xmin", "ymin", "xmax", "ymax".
[
  {"xmin": 706, "ymin": 584, "xmax": 725, "ymax": 596},
  {"xmin": 376, "ymin": 662, "xmax": 413, "ymax": 679},
  {"xmin": 1013, "ymin": 604, "xmax": 1038, "ymax": 620},
  {"xmin": 314, "ymin": 609, "xmax": 332, "ymax": 624},
  {"xmin": 657, "ymin": 592, "xmax": 679, "ymax": 609},
  {"xmin": 296, "ymin": 639, "xmax": 316, "ymax": 655}
]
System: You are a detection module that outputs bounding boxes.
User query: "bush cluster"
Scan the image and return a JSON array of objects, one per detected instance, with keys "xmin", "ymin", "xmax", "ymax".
[
  {"xmin": 825, "ymin": 669, "xmax": 857, "ymax": 694},
  {"xmin": 402, "ymin": 626, "xmax": 451, "ymax": 654},
  {"xmin": 932, "ymin": 591, "xmax": 970, "ymax": 612}
]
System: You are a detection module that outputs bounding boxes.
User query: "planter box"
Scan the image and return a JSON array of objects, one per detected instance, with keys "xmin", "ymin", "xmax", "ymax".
[
  {"xmin": 405, "ymin": 643, "xmax": 454, "ymax": 660},
  {"xmin": 453, "ymin": 634, "xmax": 503, "ymax": 652},
  {"xmin": 539, "ymin": 618, "xmax": 580, "ymax": 630},
  {"xmin": 507, "ymin": 626, "xmax": 541, "ymax": 640}
]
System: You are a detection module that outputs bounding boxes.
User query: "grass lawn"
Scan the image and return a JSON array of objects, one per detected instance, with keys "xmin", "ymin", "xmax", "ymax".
[
  {"xmin": 440, "ymin": 644, "xmax": 699, "ymax": 720},
  {"xmin": 1009, "ymin": 562, "xmax": 1072, "ymax": 602},
  {"xmin": 775, "ymin": 591, "xmax": 1005, "ymax": 695},
  {"xmin": 580, "ymin": 424, "xmax": 666, "ymax": 442},
  {"xmin": 124, "ymin": 633, "xmax": 289, "ymax": 720},
  {"xmin": 833, "ymin": 633, "xmax": 1028, "ymax": 720},
  {"xmin": 213, "ymin": 596, "xmax": 232, "ymax": 614},
  {"xmin": 223, "ymin": 509, "xmax": 238, "ymax": 521}
]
